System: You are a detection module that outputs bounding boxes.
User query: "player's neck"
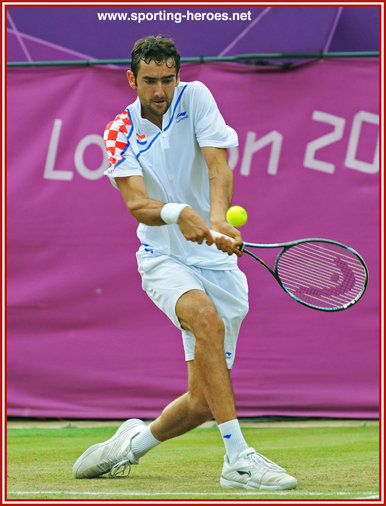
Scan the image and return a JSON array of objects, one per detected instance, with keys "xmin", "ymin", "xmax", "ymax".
[{"xmin": 140, "ymin": 106, "xmax": 163, "ymax": 130}]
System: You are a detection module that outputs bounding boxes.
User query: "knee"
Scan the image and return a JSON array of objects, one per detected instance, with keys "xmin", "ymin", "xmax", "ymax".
[{"xmin": 192, "ymin": 305, "xmax": 224, "ymax": 339}]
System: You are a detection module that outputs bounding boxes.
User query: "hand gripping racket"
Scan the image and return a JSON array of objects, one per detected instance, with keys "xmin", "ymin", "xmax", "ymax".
[{"xmin": 210, "ymin": 230, "xmax": 368, "ymax": 312}]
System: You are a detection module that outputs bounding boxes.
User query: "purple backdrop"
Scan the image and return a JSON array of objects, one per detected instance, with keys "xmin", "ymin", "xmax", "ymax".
[
  {"xmin": 7, "ymin": 5, "xmax": 379, "ymax": 62},
  {"xmin": 6, "ymin": 59, "xmax": 379, "ymax": 419}
]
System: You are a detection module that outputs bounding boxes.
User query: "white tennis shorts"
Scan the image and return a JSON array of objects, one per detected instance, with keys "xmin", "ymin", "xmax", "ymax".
[{"xmin": 136, "ymin": 250, "xmax": 249, "ymax": 369}]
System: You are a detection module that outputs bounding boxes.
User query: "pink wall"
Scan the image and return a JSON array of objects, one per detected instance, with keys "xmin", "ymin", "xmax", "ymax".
[{"xmin": 6, "ymin": 60, "xmax": 379, "ymax": 419}]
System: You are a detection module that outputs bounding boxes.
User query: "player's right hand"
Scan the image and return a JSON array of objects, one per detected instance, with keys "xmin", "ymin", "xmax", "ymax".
[{"xmin": 177, "ymin": 207, "xmax": 213, "ymax": 245}]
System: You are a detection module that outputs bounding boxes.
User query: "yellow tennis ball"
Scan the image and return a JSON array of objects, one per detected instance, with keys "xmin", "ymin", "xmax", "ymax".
[{"xmin": 226, "ymin": 206, "xmax": 248, "ymax": 227}]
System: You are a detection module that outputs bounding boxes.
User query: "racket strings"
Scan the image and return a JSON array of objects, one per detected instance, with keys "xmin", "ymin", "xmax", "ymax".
[
  {"xmin": 277, "ymin": 242, "xmax": 367, "ymax": 309},
  {"xmin": 281, "ymin": 246, "xmax": 364, "ymax": 291}
]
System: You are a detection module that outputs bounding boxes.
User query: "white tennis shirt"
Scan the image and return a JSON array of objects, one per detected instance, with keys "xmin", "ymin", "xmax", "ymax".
[{"xmin": 104, "ymin": 80, "xmax": 238, "ymax": 270}]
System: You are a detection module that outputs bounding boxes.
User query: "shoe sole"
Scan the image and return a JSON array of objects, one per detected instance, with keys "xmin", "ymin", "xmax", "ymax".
[
  {"xmin": 73, "ymin": 419, "xmax": 145, "ymax": 479},
  {"xmin": 220, "ymin": 476, "xmax": 297, "ymax": 490}
]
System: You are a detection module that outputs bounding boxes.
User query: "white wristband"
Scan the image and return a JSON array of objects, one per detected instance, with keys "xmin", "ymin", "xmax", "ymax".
[{"xmin": 160, "ymin": 203, "xmax": 190, "ymax": 225}]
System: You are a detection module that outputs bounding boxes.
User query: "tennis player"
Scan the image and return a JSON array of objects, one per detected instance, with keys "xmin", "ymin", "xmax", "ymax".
[{"xmin": 73, "ymin": 35, "xmax": 297, "ymax": 490}]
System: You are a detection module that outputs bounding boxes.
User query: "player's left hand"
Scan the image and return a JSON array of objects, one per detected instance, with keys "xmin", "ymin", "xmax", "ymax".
[{"xmin": 210, "ymin": 222, "xmax": 243, "ymax": 257}]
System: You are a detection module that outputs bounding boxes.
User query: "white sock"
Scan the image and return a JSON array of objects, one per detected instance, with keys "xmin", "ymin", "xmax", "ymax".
[
  {"xmin": 131, "ymin": 423, "xmax": 161, "ymax": 460},
  {"xmin": 218, "ymin": 419, "xmax": 249, "ymax": 464}
]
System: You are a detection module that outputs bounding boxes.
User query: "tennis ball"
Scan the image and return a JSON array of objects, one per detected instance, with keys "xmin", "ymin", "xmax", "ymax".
[{"xmin": 226, "ymin": 206, "xmax": 248, "ymax": 227}]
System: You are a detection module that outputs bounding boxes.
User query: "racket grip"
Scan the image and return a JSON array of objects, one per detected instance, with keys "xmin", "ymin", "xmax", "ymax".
[{"xmin": 209, "ymin": 230, "xmax": 245, "ymax": 251}]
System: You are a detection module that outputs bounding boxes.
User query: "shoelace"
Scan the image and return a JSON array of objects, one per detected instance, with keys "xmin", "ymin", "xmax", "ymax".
[
  {"xmin": 97, "ymin": 442, "xmax": 133, "ymax": 478},
  {"xmin": 95, "ymin": 423, "xmax": 143, "ymax": 478},
  {"xmin": 248, "ymin": 452, "xmax": 286, "ymax": 473},
  {"xmin": 110, "ymin": 459, "xmax": 132, "ymax": 478}
]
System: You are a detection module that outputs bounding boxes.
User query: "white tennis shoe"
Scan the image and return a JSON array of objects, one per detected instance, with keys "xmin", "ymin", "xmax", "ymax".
[
  {"xmin": 73, "ymin": 418, "xmax": 146, "ymax": 478},
  {"xmin": 220, "ymin": 447, "xmax": 297, "ymax": 490}
]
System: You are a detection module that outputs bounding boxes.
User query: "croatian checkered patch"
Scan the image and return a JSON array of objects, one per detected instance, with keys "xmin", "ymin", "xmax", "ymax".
[{"xmin": 104, "ymin": 110, "xmax": 132, "ymax": 172}]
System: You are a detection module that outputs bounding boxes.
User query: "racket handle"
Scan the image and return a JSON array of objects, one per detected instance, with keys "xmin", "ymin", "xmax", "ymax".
[{"xmin": 209, "ymin": 230, "xmax": 245, "ymax": 251}]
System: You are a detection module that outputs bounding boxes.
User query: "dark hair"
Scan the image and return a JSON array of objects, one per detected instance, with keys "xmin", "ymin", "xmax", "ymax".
[{"xmin": 131, "ymin": 35, "xmax": 181, "ymax": 80}]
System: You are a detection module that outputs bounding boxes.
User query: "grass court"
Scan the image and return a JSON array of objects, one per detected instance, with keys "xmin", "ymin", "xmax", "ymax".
[{"xmin": 6, "ymin": 419, "xmax": 380, "ymax": 501}]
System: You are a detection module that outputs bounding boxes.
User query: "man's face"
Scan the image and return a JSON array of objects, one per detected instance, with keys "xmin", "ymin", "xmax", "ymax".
[{"xmin": 128, "ymin": 59, "xmax": 180, "ymax": 125}]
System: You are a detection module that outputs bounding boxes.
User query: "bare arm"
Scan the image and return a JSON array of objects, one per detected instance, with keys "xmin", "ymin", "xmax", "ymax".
[
  {"xmin": 115, "ymin": 175, "xmax": 165, "ymax": 226},
  {"xmin": 115, "ymin": 153, "xmax": 241, "ymax": 256},
  {"xmin": 201, "ymin": 146, "xmax": 243, "ymax": 256},
  {"xmin": 114, "ymin": 175, "xmax": 214, "ymax": 245}
]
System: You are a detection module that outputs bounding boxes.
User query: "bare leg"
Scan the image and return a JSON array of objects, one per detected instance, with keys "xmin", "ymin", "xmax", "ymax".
[
  {"xmin": 150, "ymin": 363, "xmax": 211, "ymax": 440},
  {"xmin": 151, "ymin": 289, "xmax": 236, "ymax": 441}
]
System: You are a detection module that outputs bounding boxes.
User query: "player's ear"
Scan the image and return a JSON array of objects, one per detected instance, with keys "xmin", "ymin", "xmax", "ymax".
[
  {"xmin": 127, "ymin": 70, "xmax": 137, "ymax": 89},
  {"xmin": 176, "ymin": 71, "xmax": 180, "ymax": 86}
]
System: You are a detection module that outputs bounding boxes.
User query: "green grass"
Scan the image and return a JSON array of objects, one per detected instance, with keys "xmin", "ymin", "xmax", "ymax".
[{"xmin": 6, "ymin": 422, "xmax": 380, "ymax": 500}]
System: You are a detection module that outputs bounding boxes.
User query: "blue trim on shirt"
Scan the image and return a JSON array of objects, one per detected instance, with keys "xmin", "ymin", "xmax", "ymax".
[
  {"xmin": 163, "ymin": 84, "xmax": 188, "ymax": 132},
  {"xmin": 114, "ymin": 108, "xmax": 134, "ymax": 168},
  {"xmin": 136, "ymin": 84, "xmax": 189, "ymax": 160},
  {"xmin": 136, "ymin": 132, "xmax": 161, "ymax": 159},
  {"xmin": 122, "ymin": 109, "xmax": 135, "ymax": 154}
]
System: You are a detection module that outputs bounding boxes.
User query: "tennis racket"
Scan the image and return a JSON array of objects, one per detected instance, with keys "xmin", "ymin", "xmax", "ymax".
[{"xmin": 210, "ymin": 230, "xmax": 368, "ymax": 312}]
